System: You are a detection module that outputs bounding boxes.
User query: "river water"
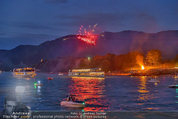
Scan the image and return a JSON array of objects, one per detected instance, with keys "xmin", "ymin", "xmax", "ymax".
[{"xmin": 0, "ymin": 72, "xmax": 177, "ymax": 112}]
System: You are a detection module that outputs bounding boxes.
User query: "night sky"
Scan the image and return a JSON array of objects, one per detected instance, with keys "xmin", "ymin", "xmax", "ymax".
[{"xmin": 0, "ymin": 0, "xmax": 178, "ymax": 49}]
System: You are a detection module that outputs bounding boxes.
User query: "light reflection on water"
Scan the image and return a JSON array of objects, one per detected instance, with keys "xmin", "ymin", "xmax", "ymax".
[
  {"xmin": 137, "ymin": 76, "xmax": 150, "ymax": 101},
  {"xmin": 0, "ymin": 72, "xmax": 177, "ymax": 111},
  {"xmin": 136, "ymin": 76, "xmax": 159, "ymax": 110},
  {"xmin": 69, "ymin": 77, "xmax": 108, "ymax": 112}
]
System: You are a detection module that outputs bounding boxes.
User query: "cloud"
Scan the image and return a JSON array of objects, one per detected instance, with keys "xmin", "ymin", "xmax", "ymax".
[
  {"xmin": 0, "ymin": 32, "xmax": 58, "ymax": 41},
  {"xmin": 0, "ymin": 32, "xmax": 6, "ymax": 36},
  {"xmin": 0, "ymin": 21, "xmax": 58, "ymax": 31},
  {"xmin": 131, "ymin": 13, "xmax": 159, "ymax": 32},
  {"xmin": 55, "ymin": 12, "xmax": 159, "ymax": 32},
  {"xmin": 16, "ymin": 22, "xmax": 55, "ymax": 30},
  {"xmin": 13, "ymin": 33, "xmax": 57, "ymax": 39},
  {"xmin": 56, "ymin": 12, "xmax": 125, "ymax": 28}
]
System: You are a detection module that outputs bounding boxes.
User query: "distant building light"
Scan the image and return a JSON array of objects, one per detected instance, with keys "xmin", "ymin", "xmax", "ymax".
[{"xmin": 87, "ymin": 56, "xmax": 91, "ymax": 61}]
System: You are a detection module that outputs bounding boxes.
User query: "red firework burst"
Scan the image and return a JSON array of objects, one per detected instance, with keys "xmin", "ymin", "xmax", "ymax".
[{"xmin": 77, "ymin": 24, "xmax": 98, "ymax": 45}]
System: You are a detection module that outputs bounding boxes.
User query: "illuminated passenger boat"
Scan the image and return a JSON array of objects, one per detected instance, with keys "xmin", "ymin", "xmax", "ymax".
[
  {"xmin": 13, "ymin": 67, "xmax": 36, "ymax": 78},
  {"xmin": 68, "ymin": 68, "xmax": 105, "ymax": 78}
]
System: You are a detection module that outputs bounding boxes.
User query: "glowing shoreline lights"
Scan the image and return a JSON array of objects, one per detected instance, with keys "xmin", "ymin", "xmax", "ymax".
[{"xmin": 77, "ymin": 24, "xmax": 98, "ymax": 45}]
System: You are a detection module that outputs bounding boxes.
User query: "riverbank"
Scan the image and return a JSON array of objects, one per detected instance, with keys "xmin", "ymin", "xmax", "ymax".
[
  {"xmin": 131, "ymin": 69, "xmax": 178, "ymax": 76},
  {"xmin": 107, "ymin": 68, "xmax": 178, "ymax": 76}
]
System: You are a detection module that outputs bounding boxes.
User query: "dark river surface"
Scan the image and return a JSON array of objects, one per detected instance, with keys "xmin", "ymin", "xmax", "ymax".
[{"xmin": 0, "ymin": 72, "xmax": 177, "ymax": 112}]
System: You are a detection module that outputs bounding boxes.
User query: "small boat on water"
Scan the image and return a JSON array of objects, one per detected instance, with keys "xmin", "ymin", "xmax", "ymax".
[
  {"xmin": 61, "ymin": 95, "xmax": 85, "ymax": 108},
  {"xmin": 35, "ymin": 84, "xmax": 43, "ymax": 86},
  {"xmin": 68, "ymin": 68, "xmax": 105, "ymax": 78},
  {"xmin": 148, "ymin": 78, "xmax": 159, "ymax": 83},
  {"xmin": 48, "ymin": 77, "xmax": 53, "ymax": 80},
  {"xmin": 169, "ymin": 85, "xmax": 178, "ymax": 88},
  {"xmin": 34, "ymin": 81, "xmax": 43, "ymax": 86},
  {"xmin": 60, "ymin": 101, "xmax": 85, "ymax": 108},
  {"xmin": 58, "ymin": 72, "xmax": 64, "ymax": 76}
]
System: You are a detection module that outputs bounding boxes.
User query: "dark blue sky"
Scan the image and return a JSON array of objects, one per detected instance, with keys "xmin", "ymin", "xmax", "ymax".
[{"xmin": 0, "ymin": 0, "xmax": 178, "ymax": 49}]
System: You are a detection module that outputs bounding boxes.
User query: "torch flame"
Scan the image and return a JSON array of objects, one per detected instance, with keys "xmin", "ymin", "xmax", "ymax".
[{"xmin": 141, "ymin": 65, "xmax": 145, "ymax": 70}]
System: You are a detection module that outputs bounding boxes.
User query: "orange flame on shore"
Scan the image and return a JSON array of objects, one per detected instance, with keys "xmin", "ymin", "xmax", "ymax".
[
  {"xmin": 141, "ymin": 65, "xmax": 145, "ymax": 70},
  {"xmin": 77, "ymin": 24, "xmax": 98, "ymax": 45},
  {"xmin": 136, "ymin": 54, "xmax": 145, "ymax": 70}
]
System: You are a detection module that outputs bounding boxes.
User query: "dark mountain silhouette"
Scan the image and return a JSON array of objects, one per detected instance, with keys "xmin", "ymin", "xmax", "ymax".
[{"xmin": 0, "ymin": 30, "xmax": 177, "ymax": 70}]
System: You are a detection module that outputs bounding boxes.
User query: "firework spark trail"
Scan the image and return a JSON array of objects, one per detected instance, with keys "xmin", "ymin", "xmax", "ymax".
[{"xmin": 77, "ymin": 24, "xmax": 98, "ymax": 45}]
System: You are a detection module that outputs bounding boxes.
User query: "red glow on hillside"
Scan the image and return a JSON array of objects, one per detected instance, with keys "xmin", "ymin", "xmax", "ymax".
[{"xmin": 77, "ymin": 25, "xmax": 98, "ymax": 45}]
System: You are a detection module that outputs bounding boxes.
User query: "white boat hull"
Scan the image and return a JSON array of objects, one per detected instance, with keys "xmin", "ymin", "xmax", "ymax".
[
  {"xmin": 169, "ymin": 85, "xmax": 178, "ymax": 88},
  {"xmin": 60, "ymin": 101, "xmax": 85, "ymax": 108}
]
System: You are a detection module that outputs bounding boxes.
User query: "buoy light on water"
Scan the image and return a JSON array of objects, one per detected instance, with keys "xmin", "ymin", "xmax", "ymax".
[
  {"xmin": 48, "ymin": 77, "xmax": 53, "ymax": 80},
  {"xmin": 34, "ymin": 82, "xmax": 37, "ymax": 89},
  {"xmin": 34, "ymin": 81, "xmax": 42, "ymax": 87}
]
